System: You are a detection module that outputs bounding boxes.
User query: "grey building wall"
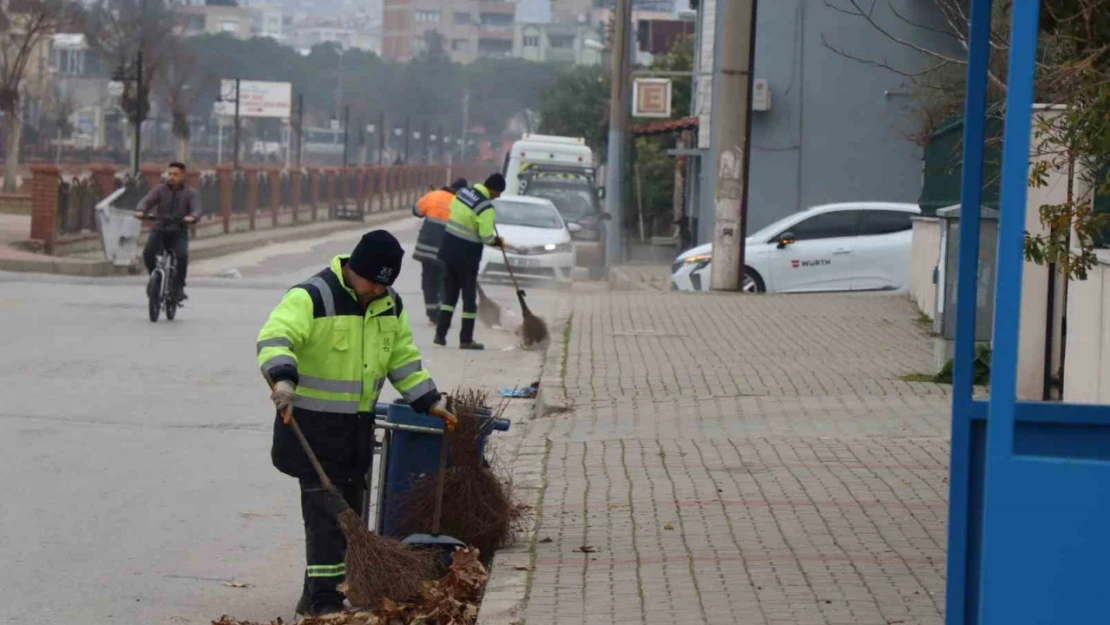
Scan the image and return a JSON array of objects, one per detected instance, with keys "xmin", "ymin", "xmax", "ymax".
[{"xmin": 696, "ymin": 0, "xmax": 955, "ymax": 239}]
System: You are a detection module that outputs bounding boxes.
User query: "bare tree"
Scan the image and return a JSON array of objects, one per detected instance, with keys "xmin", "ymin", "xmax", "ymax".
[
  {"xmin": 41, "ymin": 84, "xmax": 76, "ymax": 162},
  {"xmin": 156, "ymin": 37, "xmax": 208, "ymax": 162},
  {"xmin": 84, "ymin": 0, "xmax": 179, "ymax": 168},
  {"xmin": 823, "ymin": 0, "xmax": 1110, "ymax": 279},
  {"xmin": 0, "ymin": 0, "xmax": 74, "ymax": 191}
]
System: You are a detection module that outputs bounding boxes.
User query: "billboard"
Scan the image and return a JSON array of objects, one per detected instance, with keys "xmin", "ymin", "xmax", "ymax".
[{"xmin": 215, "ymin": 80, "xmax": 292, "ymax": 119}]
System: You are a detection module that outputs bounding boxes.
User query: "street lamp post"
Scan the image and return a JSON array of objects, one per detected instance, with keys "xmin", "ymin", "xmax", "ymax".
[
  {"xmin": 404, "ymin": 117, "xmax": 410, "ymax": 164},
  {"xmin": 111, "ymin": 51, "xmax": 144, "ymax": 176},
  {"xmin": 341, "ymin": 105, "xmax": 350, "ymax": 168},
  {"xmin": 294, "ymin": 93, "xmax": 304, "ymax": 169},
  {"xmin": 377, "ymin": 112, "xmax": 385, "ymax": 168}
]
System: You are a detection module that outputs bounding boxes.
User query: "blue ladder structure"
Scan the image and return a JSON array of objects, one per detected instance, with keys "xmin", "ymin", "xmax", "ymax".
[{"xmin": 946, "ymin": 1, "xmax": 1110, "ymax": 624}]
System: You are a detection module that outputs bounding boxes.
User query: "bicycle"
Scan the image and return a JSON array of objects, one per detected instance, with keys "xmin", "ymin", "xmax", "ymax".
[{"xmin": 135, "ymin": 213, "xmax": 194, "ymax": 322}]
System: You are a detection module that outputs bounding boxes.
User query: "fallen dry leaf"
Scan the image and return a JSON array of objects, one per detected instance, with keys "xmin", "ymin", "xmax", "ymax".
[
  {"xmin": 215, "ymin": 549, "xmax": 489, "ymax": 625},
  {"xmin": 539, "ymin": 537, "xmax": 553, "ymax": 543},
  {"xmin": 513, "ymin": 565, "xmax": 533, "ymax": 571},
  {"xmin": 577, "ymin": 545, "xmax": 598, "ymax": 553},
  {"xmin": 221, "ymin": 580, "xmax": 249, "ymax": 588},
  {"xmin": 663, "ymin": 523, "xmax": 675, "ymax": 530}
]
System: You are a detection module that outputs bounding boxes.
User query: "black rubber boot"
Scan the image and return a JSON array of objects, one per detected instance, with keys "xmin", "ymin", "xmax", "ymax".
[
  {"xmin": 434, "ymin": 310, "xmax": 453, "ymax": 346},
  {"xmin": 460, "ymin": 317, "xmax": 477, "ymax": 346}
]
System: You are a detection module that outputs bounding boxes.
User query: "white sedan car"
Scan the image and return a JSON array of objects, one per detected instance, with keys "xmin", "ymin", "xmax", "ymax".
[
  {"xmin": 672, "ymin": 202, "xmax": 921, "ymax": 293},
  {"xmin": 479, "ymin": 196, "xmax": 577, "ymax": 284}
]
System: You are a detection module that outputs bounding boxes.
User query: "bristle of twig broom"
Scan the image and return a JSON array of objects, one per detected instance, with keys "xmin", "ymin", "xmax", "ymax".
[
  {"xmin": 393, "ymin": 389, "xmax": 522, "ymax": 564},
  {"xmin": 338, "ymin": 509, "xmax": 435, "ymax": 608}
]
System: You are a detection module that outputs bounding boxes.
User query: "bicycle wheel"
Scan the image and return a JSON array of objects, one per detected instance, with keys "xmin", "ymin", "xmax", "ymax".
[
  {"xmin": 165, "ymin": 263, "xmax": 178, "ymax": 320},
  {"xmin": 148, "ymin": 271, "xmax": 162, "ymax": 322}
]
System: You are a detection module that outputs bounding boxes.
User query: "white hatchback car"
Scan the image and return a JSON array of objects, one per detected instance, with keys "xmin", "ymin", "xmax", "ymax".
[
  {"xmin": 479, "ymin": 196, "xmax": 577, "ymax": 284},
  {"xmin": 671, "ymin": 202, "xmax": 921, "ymax": 293}
]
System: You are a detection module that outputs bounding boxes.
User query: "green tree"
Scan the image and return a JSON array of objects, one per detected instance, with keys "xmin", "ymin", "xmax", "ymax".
[
  {"xmin": 642, "ymin": 34, "xmax": 693, "ymax": 119},
  {"xmin": 537, "ymin": 64, "xmax": 609, "ymax": 151},
  {"xmin": 633, "ymin": 136, "xmax": 676, "ymax": 238}
]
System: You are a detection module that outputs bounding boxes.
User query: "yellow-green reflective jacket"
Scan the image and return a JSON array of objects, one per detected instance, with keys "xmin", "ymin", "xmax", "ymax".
[{"xmin": 257, "ymin": 255, "xmax": 438, "ymax": 478}]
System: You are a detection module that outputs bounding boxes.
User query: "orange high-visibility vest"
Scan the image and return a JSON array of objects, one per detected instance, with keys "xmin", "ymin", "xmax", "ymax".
[{"xmin": 414, "ymin": 189, "xmax": 454, "ymax": 223}]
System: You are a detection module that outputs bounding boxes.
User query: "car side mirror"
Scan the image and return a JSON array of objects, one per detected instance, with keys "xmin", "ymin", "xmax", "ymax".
[
  {"xmin": 567, "ymin": 222, "xmax": 583, "ymax": 233},
  {"xmin": 597, "ymin": 186, "xmax": 606, "ymax": 200},
  {"xmin": 777, "ymin": 232, "xmax": 796, "ymax": 249},
  {"xmin": 598, "ymin": 212, "xmax": 614, "ymax": 221}
]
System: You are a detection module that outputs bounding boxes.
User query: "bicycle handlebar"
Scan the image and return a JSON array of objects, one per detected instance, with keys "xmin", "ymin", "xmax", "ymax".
[{"xmin": 134, "ymin": 213, "xmax": 196, "ymax": 224}]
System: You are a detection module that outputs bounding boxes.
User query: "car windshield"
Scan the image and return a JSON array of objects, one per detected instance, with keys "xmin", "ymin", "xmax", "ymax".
[
  {"xmin": 524, "ymin": 181, "xmax": 598, "ymax": 221},
  {"xmin": 495, "ymin": 200, "xmax": 563, "ymax": 229}
]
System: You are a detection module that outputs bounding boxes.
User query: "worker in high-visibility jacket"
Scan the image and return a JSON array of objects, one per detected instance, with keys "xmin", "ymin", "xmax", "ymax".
[
  {"xmin": 256, "ymin": 230, "xmax": 448, "ymax": 619},
  {"xmin": 435, "ymin": 173, "xmax": 506, "ymax": 350},
  {"xmin": 412, "ymin": 178, "xmax": 467, "ymax": 324}
]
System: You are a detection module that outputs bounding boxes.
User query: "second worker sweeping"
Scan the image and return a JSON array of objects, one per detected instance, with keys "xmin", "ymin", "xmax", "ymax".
[{"xmin": 434, "ymin": 173, "xmax": 506, "ymax": 350}]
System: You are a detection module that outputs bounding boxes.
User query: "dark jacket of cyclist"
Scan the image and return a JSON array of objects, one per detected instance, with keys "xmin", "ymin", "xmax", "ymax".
[{"xmin": 137, "ymin": 163, "xmax": 200, "ymax": 300}]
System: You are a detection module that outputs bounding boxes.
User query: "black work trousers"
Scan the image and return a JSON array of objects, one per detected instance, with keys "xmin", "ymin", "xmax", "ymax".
[
  {"xmin": 298, "ymin": 476, "xmax": 364, "ymax": 612},
  {"xmin": 143, "ymin": 228, "xmax": 189, "ymax": 291},
  {"xmin": 435, "ymin": 262, "xmax": 478, "ymax": 345},
  {"xmin": 419, "ymin": 259, "xmax": 445, "ymax": 322}
]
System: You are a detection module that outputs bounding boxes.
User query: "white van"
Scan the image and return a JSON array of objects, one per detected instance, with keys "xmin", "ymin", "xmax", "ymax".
[
  {"xmin": 500, "ymin": 134, "xmax": 610, "ymax": 279},
  {"xmin": 503, "ymin": 134, "xmax": 594, "ymax": 196}
]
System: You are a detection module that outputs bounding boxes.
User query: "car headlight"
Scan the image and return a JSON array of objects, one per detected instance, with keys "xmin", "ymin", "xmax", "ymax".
[
  {"xmin": 673, "ymin": 253, "xmax": 711, "ymax": 274},
  {"xmin": 546, "ymin": 242, "xmax": 572, "ymax": 253},
  {"xmin": 682, "ymin": 254, "xmax": 712, "ymax": 265}
]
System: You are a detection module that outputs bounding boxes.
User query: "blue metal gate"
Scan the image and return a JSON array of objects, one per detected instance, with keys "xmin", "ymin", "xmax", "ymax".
[{"xmin": 946, "ymin": 1, "xmax": 1110, "ymax": 624}]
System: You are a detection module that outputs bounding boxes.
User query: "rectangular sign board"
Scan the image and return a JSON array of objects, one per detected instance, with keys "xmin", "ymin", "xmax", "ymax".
[
  {"xmin": 633, "ymin": 78, "xmax": 673, "ymax": 119},
  {"xmin": 216, "ymin": 80, "xmax": 292, "ymax": 119}
]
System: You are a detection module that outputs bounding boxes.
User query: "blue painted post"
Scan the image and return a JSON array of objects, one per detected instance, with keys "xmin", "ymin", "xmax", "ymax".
[
  {"xmin": 945, "ymin": 0, "xmax": 993, "ymax": 622},
  {"xmin": 978, "ymin": 0, "xmax": 1042, "ymax": 622}
]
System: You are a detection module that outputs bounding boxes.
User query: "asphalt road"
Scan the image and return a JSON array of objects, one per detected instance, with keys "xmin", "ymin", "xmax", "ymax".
[{"xmin": 0, "ymin": 216, "xmax": 550, "ymax": 625}]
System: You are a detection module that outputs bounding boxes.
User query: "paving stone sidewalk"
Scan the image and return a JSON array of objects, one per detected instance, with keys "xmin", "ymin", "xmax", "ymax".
[{"xmin": 491, "ymin": 291, "xmax": 952, "ymax": 625}]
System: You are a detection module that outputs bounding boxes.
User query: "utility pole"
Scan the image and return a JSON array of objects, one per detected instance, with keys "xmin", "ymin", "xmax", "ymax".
[
  {"xmin": 604, "ymin": 0, "xmax": 632, "ymax": 269},
  {"xmin": 708, "ymin": 0, "xmax": 758, "ymax": 291}
]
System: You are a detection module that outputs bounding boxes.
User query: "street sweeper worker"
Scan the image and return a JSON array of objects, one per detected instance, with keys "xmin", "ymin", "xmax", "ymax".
[
  {"xmin": 412, "ymin": 178, "xmax": 467, "ymax": 324},
  {"xmin": 434, "ymin": 173, "xmax": 507, "ymax": 350},
  {"xmin": 256, "ymin": 229, "xmax": 452, "ymax": 618}
]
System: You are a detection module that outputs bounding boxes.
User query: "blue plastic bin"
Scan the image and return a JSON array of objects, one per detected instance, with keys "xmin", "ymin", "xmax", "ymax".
[{"xmin": 374, "ymin": 400, "xmax": 510, "ymax": 539}]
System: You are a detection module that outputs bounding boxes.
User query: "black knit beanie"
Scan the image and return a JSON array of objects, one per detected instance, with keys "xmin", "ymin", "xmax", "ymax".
[
  {"xmin": 450, "ymin": 178, "xmax": 468, "ymax": 191},
  {"xmin": 349, "ymin": 230, "xmax": 404, "ymax": 285},
  {"xmin": 484, "ymin": 173, "xmax": 506, "ymax": 193}
]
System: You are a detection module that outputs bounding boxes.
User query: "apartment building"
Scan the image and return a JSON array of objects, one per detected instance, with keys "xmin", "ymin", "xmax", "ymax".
[
  {"xmin": 382, "ymin": 0, "xmax": 515, "ymax": 63},
  {"xmin": 177, "ymin": 1, "xmax": 252, "ymax": 38}
]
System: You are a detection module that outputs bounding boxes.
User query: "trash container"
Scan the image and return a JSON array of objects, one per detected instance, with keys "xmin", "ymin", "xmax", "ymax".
[
  {"xmin": 95, "ymin": 187, "xmax": 141, "ymax": 267},
  {"xmin": 373, "ymin": 400, "xmax": 510, "ymax": 538}
]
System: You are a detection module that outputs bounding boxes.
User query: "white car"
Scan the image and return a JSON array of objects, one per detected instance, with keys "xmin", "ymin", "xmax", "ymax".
[
  {"xmin": 479, "ymin": 196, "xmax": 577, "ymax": 284},
  {"xmin": 671, "ymin": 202, "xmax": 921, "ymax": 293}
]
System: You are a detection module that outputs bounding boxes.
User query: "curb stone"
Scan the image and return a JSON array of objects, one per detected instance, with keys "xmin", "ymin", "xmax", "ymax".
[
  {"xmin": 0, "ymin": 210, "xmax": 408, "ymax": 278},
  {"xmin": 477, "ymin": 313, "xmax": 570, "ymax": 625}
]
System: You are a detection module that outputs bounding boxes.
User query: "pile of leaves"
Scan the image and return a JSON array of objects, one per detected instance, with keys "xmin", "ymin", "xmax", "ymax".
[
  {"xmin": 211, "ymin": 547, "xmax": 488, "ymax": 625},
  {"xmin": 392, "ymin": 389, "xmax": 522, "ymax": 563}
]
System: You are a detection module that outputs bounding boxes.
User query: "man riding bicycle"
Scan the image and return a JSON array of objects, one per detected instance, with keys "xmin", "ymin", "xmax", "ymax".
[{"xmin": 133, "ymin": 162, "xmax": 200, "ymax": 302}]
